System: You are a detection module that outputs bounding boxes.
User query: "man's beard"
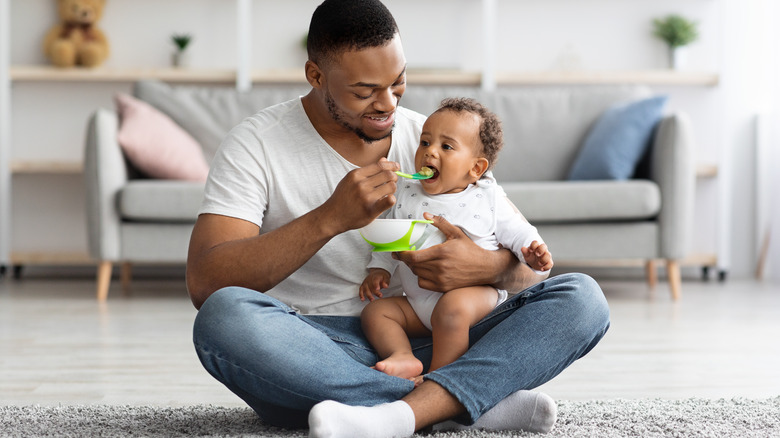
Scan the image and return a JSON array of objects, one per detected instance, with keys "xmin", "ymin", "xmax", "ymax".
[{"xmin": 325, "ymin": 91, "xmax": 394, "ymax": 144}]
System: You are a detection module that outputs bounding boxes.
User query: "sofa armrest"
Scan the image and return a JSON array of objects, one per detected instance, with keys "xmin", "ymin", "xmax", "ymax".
[
  {"xmin": 651, "ymin": 112, "xmax": 696, "ymax": 260},
  {"xmin": 84, "ymin": 109, "xmax": 127, "ymax": 261}
]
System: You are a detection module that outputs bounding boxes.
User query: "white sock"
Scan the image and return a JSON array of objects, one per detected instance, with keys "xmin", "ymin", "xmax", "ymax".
[
  {"xmin": 308, "ymin": 400, "xmax": 415, "ymax": 438},
  {"xmin": 435, "ymin": 390, "xmax": 557, "ymax": 434}
]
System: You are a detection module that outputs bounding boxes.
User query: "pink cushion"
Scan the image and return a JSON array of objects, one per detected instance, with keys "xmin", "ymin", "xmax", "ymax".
[{"xmin": 115, "ymin": 93, "xmax": 209, "ymax": 182}]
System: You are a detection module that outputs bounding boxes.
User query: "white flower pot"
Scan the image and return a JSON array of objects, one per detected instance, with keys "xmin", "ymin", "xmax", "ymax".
[
  {"xmin": 669, "ymin": 47, "xmax": 687, "ymax": 70},
  {"xmin": 171, "ymin": 51, "xmax": 190, "ymax": 68}
]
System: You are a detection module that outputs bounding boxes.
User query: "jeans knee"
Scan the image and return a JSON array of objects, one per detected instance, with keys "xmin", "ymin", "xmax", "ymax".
[
  {"xmin": 194, "ymin": 287, "xmax": 282, "ymax": 345},
  {"xmin": 194, "ymin": 287, "xmax": 236, "ymax": 346},
  {"xmin": 552, "ymin": 273, "xmax": 610, "ymax": 334},
  {"xmin": 559, "ymin": 272, "xmax": 605, "ymax": 301},
  {"xmin": 575, "ymin": 273, "xmax": 609, "ymax": 319},
  {"xmin": 197, "ymin": 287, "xmax": 239, "ymax": 315}
]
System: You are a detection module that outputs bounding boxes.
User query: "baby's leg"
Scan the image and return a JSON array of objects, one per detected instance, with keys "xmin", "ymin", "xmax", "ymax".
[
  {"xmin": 361, "ymin": 296, "xmax": 431, "ymax": 379},
  {"xmin": 429, "ymin": 286, "xmax": 499, "ymax": 372}
]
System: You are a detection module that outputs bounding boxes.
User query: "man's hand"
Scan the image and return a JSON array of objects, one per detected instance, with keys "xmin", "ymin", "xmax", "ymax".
[
  {"xmin": 393, "ymin": 213, "xmax": 497, "ymax": 292},
  {"xmin": 520, "ymin": 241, "xmax": 554, "ymax": 272},
  {"xmin": 359, "ymin": 268, "xmax": 391, "ymax": 301},
  {"xmin": 320, "ymin": 158, "xmax": 400, "ymax": 235}
]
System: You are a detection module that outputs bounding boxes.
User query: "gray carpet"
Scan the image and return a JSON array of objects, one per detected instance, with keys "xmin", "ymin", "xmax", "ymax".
[{"xmin": 2, "ymin": 398, "xmax": 779, "ymax": 437}]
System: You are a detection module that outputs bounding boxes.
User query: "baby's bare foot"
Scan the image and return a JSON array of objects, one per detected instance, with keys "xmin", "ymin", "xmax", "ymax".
[{"xmin": 374, "ymin": 354, "xmax": 423, "ymax": 379}]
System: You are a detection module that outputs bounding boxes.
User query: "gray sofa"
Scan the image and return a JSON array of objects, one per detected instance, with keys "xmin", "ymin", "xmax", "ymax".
[{"xmin": 85, "ymin": 80, "xmax": 694, "ymax": 300}]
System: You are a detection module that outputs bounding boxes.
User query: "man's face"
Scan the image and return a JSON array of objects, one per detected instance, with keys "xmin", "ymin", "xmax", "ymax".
[{"xmin": 320, "ymin": 35, "xmax": 407, "ymax": 143}]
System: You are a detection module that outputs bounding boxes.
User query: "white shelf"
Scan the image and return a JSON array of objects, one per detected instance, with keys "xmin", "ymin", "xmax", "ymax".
[
  {"xmin": 496, "ymin": 70, "xmax": 720, "ymax": 86},
  {"xmin": 8, "ymin": 65, "xmax": 481, "ymax": 85},
  {"xmin": 9, "ymin": 65, "xmax": 720, "ymax": 87},
  {"xmin": 11, "ymin": 65, "xmax": 242, "ymax": 83}
]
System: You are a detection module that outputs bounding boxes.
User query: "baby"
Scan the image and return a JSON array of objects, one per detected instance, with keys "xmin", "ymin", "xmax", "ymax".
[{"xmin": 360, "ymin": 97, "xmax": 553, "ymax": 383}]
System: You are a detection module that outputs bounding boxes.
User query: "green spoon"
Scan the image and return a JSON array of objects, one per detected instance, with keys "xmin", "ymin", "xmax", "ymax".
[{"xmin": 396, "ymin": 166, "xmax": 434, "ymax": 180}]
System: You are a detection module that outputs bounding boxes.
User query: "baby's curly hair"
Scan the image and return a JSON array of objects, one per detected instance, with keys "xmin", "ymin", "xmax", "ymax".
[{"xmin": 435, "ymin": 97, "xmax": 503, "ymax": 169}]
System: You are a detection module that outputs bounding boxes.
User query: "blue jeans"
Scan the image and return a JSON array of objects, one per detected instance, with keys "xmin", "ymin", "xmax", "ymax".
[{"xmin": 192, "ymin": 273, "xmax": 609, "ymax": 429}]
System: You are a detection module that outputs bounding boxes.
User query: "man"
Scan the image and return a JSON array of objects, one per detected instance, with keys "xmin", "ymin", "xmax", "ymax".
[{"xmin": 187, "ymin": 1, "xmax": 610, "ymax": 437}]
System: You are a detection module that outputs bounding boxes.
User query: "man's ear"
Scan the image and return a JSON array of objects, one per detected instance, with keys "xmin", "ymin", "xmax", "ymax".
[
  {"xmin": 305, "ymin": 60, "xmax": 324, "ymax": 89},
  {"xmin": 470, "ymin": 157, "xmax": 489, "ymax": 179}
]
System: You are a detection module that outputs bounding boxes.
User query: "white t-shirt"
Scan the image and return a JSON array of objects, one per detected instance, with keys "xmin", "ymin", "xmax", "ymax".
[
  {"xmin": 368, "ymin": 176, "xmax": 544, "ymax": 329},
  {"xmin": 199, "ymin": 97, "xmax": 425, "ymax": 316}
]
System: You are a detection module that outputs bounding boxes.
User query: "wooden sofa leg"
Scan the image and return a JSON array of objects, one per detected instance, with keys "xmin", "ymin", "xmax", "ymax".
[
  {"xmin": 645, "ymin": 260, "xmax": 657, "ymax": 288},
  {"xmin": 97, "ymin": 261, "xmax": 112, "ymax": 301},
  {"xmin": 121, "ymin": 262, "xmax": 132, "ymax": 296},
  {"xmin": 666, "ymin": 259, "xmax": 682, "ymax": 300}
]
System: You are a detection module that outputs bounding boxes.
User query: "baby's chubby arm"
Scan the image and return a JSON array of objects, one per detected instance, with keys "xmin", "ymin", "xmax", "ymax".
[
  {"xmin": 494, "ymin": 195, "xmax": 554, "ymax": 277},
  {"xmin": 362, "ymin": 245, "xmax": 397, "ymax": 301},
  {"xmin": 359, "ymin": 268, "xmax": 391, "ymax": 301}
]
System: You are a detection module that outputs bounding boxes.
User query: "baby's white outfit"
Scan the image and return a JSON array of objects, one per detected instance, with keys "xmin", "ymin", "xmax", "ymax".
[{"xmin": 368, "ymin": 174, "xmax": 544, "ymax": 330}]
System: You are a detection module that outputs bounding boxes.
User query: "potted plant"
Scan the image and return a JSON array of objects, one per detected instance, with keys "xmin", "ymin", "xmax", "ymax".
[
  {"xmin": 171, "ymin": 33, "xmax": 193, "ymax": 68},
  {"xmin": 653, "ymin": 15, "xmax": 698, "ymax": 70}
]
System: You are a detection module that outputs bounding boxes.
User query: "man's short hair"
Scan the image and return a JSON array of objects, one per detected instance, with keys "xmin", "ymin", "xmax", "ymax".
[
  {"xmin": 307, "ymin": 0, "xmax": 399, "ymax": 65},
  {"xmin": 436, "ymin": 97, "xmax": 504, "ymax": 169}
]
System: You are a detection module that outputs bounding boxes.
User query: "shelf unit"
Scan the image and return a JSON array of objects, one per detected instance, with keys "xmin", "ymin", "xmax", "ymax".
[
  {"xmin": 0, "ymin": 0, "xmax": 723, "ymax": 273},
  {"xmin": 0, "ymin": 0, "xmax": 11, "ymax": 272},
  {"xmin": 0, "ymin": 0, "xmax": 257, "ymax": 270}
]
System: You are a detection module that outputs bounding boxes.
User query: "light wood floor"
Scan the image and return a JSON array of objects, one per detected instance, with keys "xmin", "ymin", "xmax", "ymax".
[{"xmin": 1, "ymin": 273, "xmax": 779, "ymax": 407}]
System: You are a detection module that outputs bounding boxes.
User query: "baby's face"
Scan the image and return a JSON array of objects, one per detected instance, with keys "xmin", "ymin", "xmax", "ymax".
[{"xmin": 415, "ymin": 109, "xmax": 487, "ymax": 195}]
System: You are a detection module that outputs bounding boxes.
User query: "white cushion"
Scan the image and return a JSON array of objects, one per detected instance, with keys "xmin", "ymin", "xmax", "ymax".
[
  {"xmin": 502, "ymin": 180, "xmax": 661, "ymax": 223},
  {"xmin": 118, "ymin": 180, "xmax": 204, "ymax": 222}
]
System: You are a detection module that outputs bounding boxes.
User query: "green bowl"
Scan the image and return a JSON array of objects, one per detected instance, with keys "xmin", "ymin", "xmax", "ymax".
[{"xmin": 359, "ymin": 218, "xmax": 434, "ymax": 252}]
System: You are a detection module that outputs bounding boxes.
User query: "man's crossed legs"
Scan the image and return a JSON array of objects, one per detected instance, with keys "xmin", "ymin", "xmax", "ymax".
[{"xmin": 193, "ymin": 273, "xmax": 610, "ymax": 435}]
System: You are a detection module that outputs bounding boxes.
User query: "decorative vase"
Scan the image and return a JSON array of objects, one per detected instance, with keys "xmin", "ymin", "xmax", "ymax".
[
  {"xmin": 669, "ymin": 46, "xmax": 687, "ymax": 70},
  {"xmin": 171, "ymin": 50, "xmax": 189, "ymax": 68}
]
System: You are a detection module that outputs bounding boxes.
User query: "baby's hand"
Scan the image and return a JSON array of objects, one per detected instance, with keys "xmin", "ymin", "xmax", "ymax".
[
  {"xmin": 359, "ymin": 268, "xmax": 391, "ymax": 301},
  {"xmin": 520, "ymin": 241, "xmax": 554, "ymax": 272}
]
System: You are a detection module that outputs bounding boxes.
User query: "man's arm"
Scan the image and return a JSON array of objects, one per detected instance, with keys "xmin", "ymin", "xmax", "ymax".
[
  {"xmin": 186, "ymin": 159, "xmax": 400, "ymax": 309},
  {"xmin": 393, "ymin": 213, "xmax": 549, "ymax": 294}
]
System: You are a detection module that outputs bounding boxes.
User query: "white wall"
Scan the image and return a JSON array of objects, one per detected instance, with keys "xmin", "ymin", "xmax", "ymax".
[
  {"xmin": 11, "ymin": 0, "xmax": 723, "ymax": 71},
  {"xmin": 7, "ymin": 0, "xmax": 778, "ymax": 278},
  {"xmin": 717, "ymin": 0, "xmax": 779, "ymax": 278}
]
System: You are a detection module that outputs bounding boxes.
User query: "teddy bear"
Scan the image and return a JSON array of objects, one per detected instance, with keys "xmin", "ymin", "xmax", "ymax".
[{"xmin": 43, "ymin": 0, "xmax": 109, "ymax": 68}]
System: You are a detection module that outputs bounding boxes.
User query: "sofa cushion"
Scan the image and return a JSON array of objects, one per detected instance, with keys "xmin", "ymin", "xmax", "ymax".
[
  {"xmin": 502, "ymin": 180, "xmax": 661, "ymax": 224},
  {"xmin": 567, "ymin": 95, "xmax": 667, "ymax": 180},
  {"xmin": 115, "ymin": 93, "xmax": 210, "ymax": 182},
  {"xmin": 118, "ymin": 180, "xmax": 205, "ymax": 223},
  {"xmin": 401, "ymin": 85, "xmax": 652, "ymax": 182},
  {"xmin": 133, "ymin": 80, "xmax": 309, "ymax": 163}
]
